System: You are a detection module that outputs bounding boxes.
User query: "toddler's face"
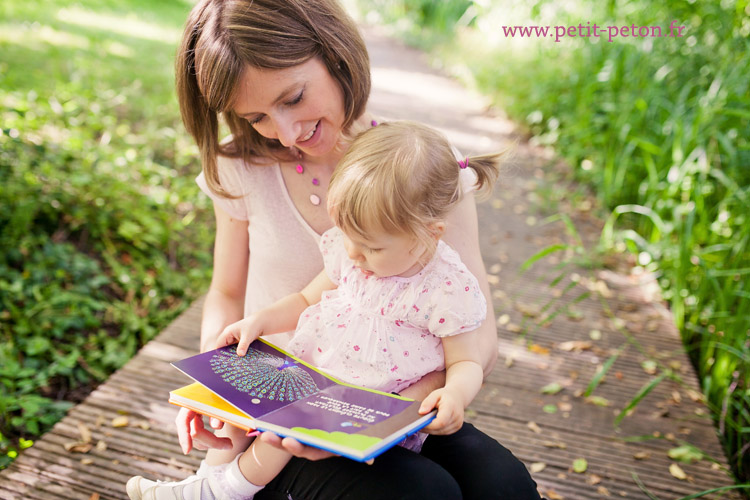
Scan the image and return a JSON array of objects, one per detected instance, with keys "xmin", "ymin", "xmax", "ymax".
[{"xmin": 340, "ymin": 229, "xmax": 428, "ymax": 279}]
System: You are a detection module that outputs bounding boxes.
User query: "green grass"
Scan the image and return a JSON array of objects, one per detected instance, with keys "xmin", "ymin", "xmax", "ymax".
[
  {"xmin": 0, "ymin": 0, "xmax": 213, "ymax": 467},
  {"xmin": 356, "ymin": 0, "xmax": 750, "ymax": 490}
]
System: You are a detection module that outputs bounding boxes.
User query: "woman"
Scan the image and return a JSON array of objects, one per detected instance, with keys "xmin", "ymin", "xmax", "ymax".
[{"xmin": 148, "ymin": 0, "xmax": 541, "ymax": 498}]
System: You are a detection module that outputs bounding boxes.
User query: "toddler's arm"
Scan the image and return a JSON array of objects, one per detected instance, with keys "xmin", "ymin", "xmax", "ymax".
[
  {"xmin": 419, "ymin": 332, "xmax": 483, "ymax": 435},
  {"xmin": 217, "ymin": 270, "xmax": 336, "ymax": 355}
]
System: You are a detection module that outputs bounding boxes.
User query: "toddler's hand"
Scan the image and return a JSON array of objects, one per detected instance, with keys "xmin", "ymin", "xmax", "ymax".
[
  {"xmin": 216, "ymin": 315, "xmax": 264, "ymax": 356},
  {"xmin": 419, "ymin": 387, "xmax": 465, "ymax": 435}
]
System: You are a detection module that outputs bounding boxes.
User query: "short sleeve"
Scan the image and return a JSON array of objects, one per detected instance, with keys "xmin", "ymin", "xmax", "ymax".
[
  {"xmin": 421, "ymin": 247, "xmax": 487, "ymax": 337},
  {"xmin": 195, "ymin": 155, "xmax": 251, "ymax": 221},
  {"xmin": 318, "ymin": 227, "xmax": 348, "ymax": 285}
]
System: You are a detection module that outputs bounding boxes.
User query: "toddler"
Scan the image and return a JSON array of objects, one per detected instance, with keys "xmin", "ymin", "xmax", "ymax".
[{"xmin": 127, "ymin": 121, "xmax": 502, "ymax": 500}]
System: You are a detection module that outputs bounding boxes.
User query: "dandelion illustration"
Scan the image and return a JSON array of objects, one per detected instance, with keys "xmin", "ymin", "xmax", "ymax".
[{"xmin": 210, "ymin": 347, "xmax": 319, "ymax": 402}]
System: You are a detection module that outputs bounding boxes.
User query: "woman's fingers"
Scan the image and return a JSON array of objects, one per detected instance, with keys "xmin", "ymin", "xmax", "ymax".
[
  {"xmin": 176, "ymin": 409, "xmax": 232, "ymax": 453},
  {"xmin": 190, "ymin": 418, "xmax": 233, "ymax": 451},
  {"xmin": 175, "ymin": 408, "xmax": 196, "ymax": 454}
]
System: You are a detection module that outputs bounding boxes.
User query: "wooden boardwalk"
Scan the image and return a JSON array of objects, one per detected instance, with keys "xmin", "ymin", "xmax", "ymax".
[{"xmin": 0, "ymin": 28, "xmax": 740, "ymax": 500}]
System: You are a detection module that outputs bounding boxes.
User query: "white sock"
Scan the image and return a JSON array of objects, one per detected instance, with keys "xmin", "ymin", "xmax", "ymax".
[
  {"xmin": 196, "ymin": 459, "xmax": 228, "ymax": 478},
  {"xmin": 223, "ymin": 453, "xmax": 266, "ymax": 499}
]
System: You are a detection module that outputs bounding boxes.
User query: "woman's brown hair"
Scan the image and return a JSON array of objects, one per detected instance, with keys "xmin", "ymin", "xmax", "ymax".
[{"xmin": 176, "ymin": 0, "xmax": 371, "ymax": 197}]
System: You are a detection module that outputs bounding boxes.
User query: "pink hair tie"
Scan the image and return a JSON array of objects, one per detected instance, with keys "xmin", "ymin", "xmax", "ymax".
[{"xmin": 458, "ymin": 157, "xmax": 469, "ymax": 169}]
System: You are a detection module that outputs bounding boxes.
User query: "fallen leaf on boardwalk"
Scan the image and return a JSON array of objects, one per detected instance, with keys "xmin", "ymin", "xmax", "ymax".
[
  {"xmin": 489, "ymin": 263, "xmax": 502, "ymax": 274},
  {"xmin": 516, "ymin": 302, "xmax": 541, "ymax": 317},
  {"xmin": 111, "ymin": 416, "xmax": 129, "ymax": 428},
  {"xmin": 527, "ymin": 421, "xmax": 542, "ymax": 434},
  {"xmin": 558, "ymin": 402, "xmax": 572, "ymax": 412},
  {"xmin": 633, "ymin": 451, "xmax": 651, "ymax": 460},
  {"xmin": 136, "ymin": 420, "xmax": 151, "ymax": 430},
  {"xmin": 541, "ymin": 382, "xmax": 563, "ymax": 395},
  {"xmin": 500, "ymin": 398, "xmax": 513, "ymax": 406},
  {"xmin": 589, "ymin": 329, "xmax": 602, "ymax": 340},
  {"xmin": 584, "ymin": 396, "xmax": 611, "ymax": 407},
  {"xmin": 487, "ymin": 274, "xmax": 500, "ymax": 285},
  {"xmin": 572, "ymin": 458, "xmax": 588, "ymax": 473},
  {"xmin": 505, "ymin": 355, "xmax": 514, "ymax": 368},
  {"xmin": 669, "ymin": 463, "xmax": 687, "ymax": 480},
  {"xmin": 671, "ymin": 391, "xmax": 682, "ymax": 404},
  {"xmin": 96, "ymin": 440, "xmax": 107, "ymax": 452},
  {"xmin": 528, "ymin": 344, "xmax": 550, "ymax": 355},
  {"xmin": 530, "ymin": 462, "xmax": 547, "ymax": 473},
  {"xmin": 641, "ymin": 360, "xmax": 657, "ymax": 375},
  {"xmin": 507, "ymin": 323, "xmax": 522, "ymax": 333},
  {"xmin": 557, "ymin": 340, "xmax": 593, "ymax": 352},
  {"xmin": 587, "ymin": 474, "xmax": 602, "ymax": 485},
  {"xmin": 64, "ymin": 442, "xmax": 93, "ymax": 453},
  {"xmin": 543, "ymin": 441, "xmax": 567, "ymax": 449},
  {"xmin": 545, "ymin": 489, "xmax": 564, "ymax": 500},
  {"xmin": 565, "ymin": 309, "xmax": 584, "ymax": 321},
  {"xmin": 491, "ymin": 199, "xmax": 504, "ymax": 209},
  {"xmin": 686, "ymin": 389, "xmax": 704, "ymax": 402},
  {"xmin": 497, "ymin": 313, "xmax": 510, "ymax": 326},
  {"xmin": 89, "ymin": 494, "xmax": 100, "ymax": 500},
  {"xmin": 596, "ymin": 486, "xmax": 611, "ymax": 497},
  {"xmin": 543, "ymin": 404, "xmax": 558, "ymax": 414},
  {"xmin": 81, "ymin": 458, "xmax": 94, "ymax": 466},
  {"xmin": 77, "ymin": 423, "xmax": 92, "ymax": 444},
  {"xmin": 668, "ymin": 445, "xmax": 702, "ymax": 463}
]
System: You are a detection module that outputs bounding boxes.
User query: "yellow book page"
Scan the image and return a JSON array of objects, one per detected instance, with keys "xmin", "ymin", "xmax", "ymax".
[{"xmin": 171, "ymin": 382, "xmax": 248, "ymax": 419}]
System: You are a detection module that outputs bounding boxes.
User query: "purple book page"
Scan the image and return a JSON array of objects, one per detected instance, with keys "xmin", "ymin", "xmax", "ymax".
[
  {"xmin": 172, "ymin": 342, "xmax": 336, "ymax": 419},
  {"xmin": 259, "ymin": 384, "xmax": 420, "ymax": 436}
]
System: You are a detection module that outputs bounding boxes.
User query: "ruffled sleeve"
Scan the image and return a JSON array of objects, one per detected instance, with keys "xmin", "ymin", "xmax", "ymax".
[
  {"xmin": 318, "ymin": 227, "xmax": 348, "ymax": 285},
  {"xmin": 195, "ymin": 154, "xmax": 252, "ymax": 221},
  {"xmin": 419, "ymin": 244, "xmax": 487, "ymax": 338}
]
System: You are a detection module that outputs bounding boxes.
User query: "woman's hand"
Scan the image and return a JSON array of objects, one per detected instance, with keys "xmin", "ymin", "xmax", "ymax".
[
  {"xmin": 175, "ymin": 407, "xmax": 233, "ymax": 454},
  {"xmin": 258, "ymin": 431, "xmax": 338, "ymax": 461},
  {"xmin": 419, "ymin": 387, "xmax": 465, "ymax": 435}
]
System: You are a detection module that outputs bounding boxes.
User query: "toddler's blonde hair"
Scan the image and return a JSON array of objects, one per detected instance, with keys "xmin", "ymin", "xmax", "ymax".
[{"xmin": 328, "ymin": 121, "xmax": 502, "ymax": 254}]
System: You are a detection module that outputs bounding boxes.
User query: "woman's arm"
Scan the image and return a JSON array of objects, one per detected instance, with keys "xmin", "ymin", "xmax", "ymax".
[
  {"xmin": 199, "ymin": 202, "xmax": 250, "ymax": 352},
  {"xmin": 442, "ymin": 192, "xmax": 498, "ymax": 377},
  {"xmin": 177, "ymin": 202, "xmax": 250, "ymax": 454}
]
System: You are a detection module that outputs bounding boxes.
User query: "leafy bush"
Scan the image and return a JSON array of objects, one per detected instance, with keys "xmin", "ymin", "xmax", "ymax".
[{"xmin": 0, "ymin": 0, "xmax": 213, "ymax": 467}]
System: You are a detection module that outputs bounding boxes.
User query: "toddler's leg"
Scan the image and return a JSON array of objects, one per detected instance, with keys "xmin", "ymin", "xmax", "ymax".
[
  {"xmin": 126, "ymin": 437, "xmax": 291, "ymax": 500},
  {"xmin": 237, "ymin": 437, "xmax": 294, "ymax": 488}
]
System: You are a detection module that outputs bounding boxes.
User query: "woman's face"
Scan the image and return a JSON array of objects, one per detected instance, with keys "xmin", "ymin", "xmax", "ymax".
[{"xmin": 233, "ymin": 57, "xmax": 346, "ymax": 159}]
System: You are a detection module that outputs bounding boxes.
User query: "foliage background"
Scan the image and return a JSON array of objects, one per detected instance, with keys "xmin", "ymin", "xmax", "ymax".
[
  {"xmin": 355, "ymin": 0, "xmax": 749, "ymax": 487},
  {"xmin": 0, "ymin": 0, "xmax": 213, "ymax": 467}
]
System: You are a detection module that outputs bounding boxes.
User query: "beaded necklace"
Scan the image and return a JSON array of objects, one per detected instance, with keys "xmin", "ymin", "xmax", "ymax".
[{"xmin": 294, "ymin": 120, "xmax": 378, "ymax": 206}]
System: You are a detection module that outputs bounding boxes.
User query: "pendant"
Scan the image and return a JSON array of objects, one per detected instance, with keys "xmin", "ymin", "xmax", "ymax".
[{"xmin": 309, "ymin": 194, "xmax": 321, "ymax": 206}]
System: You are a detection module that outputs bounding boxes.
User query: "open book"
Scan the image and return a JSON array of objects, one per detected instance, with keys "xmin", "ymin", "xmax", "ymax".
[{"xmin": 169, "ymin": 339, "xmax": 436, "ymax": 462}]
